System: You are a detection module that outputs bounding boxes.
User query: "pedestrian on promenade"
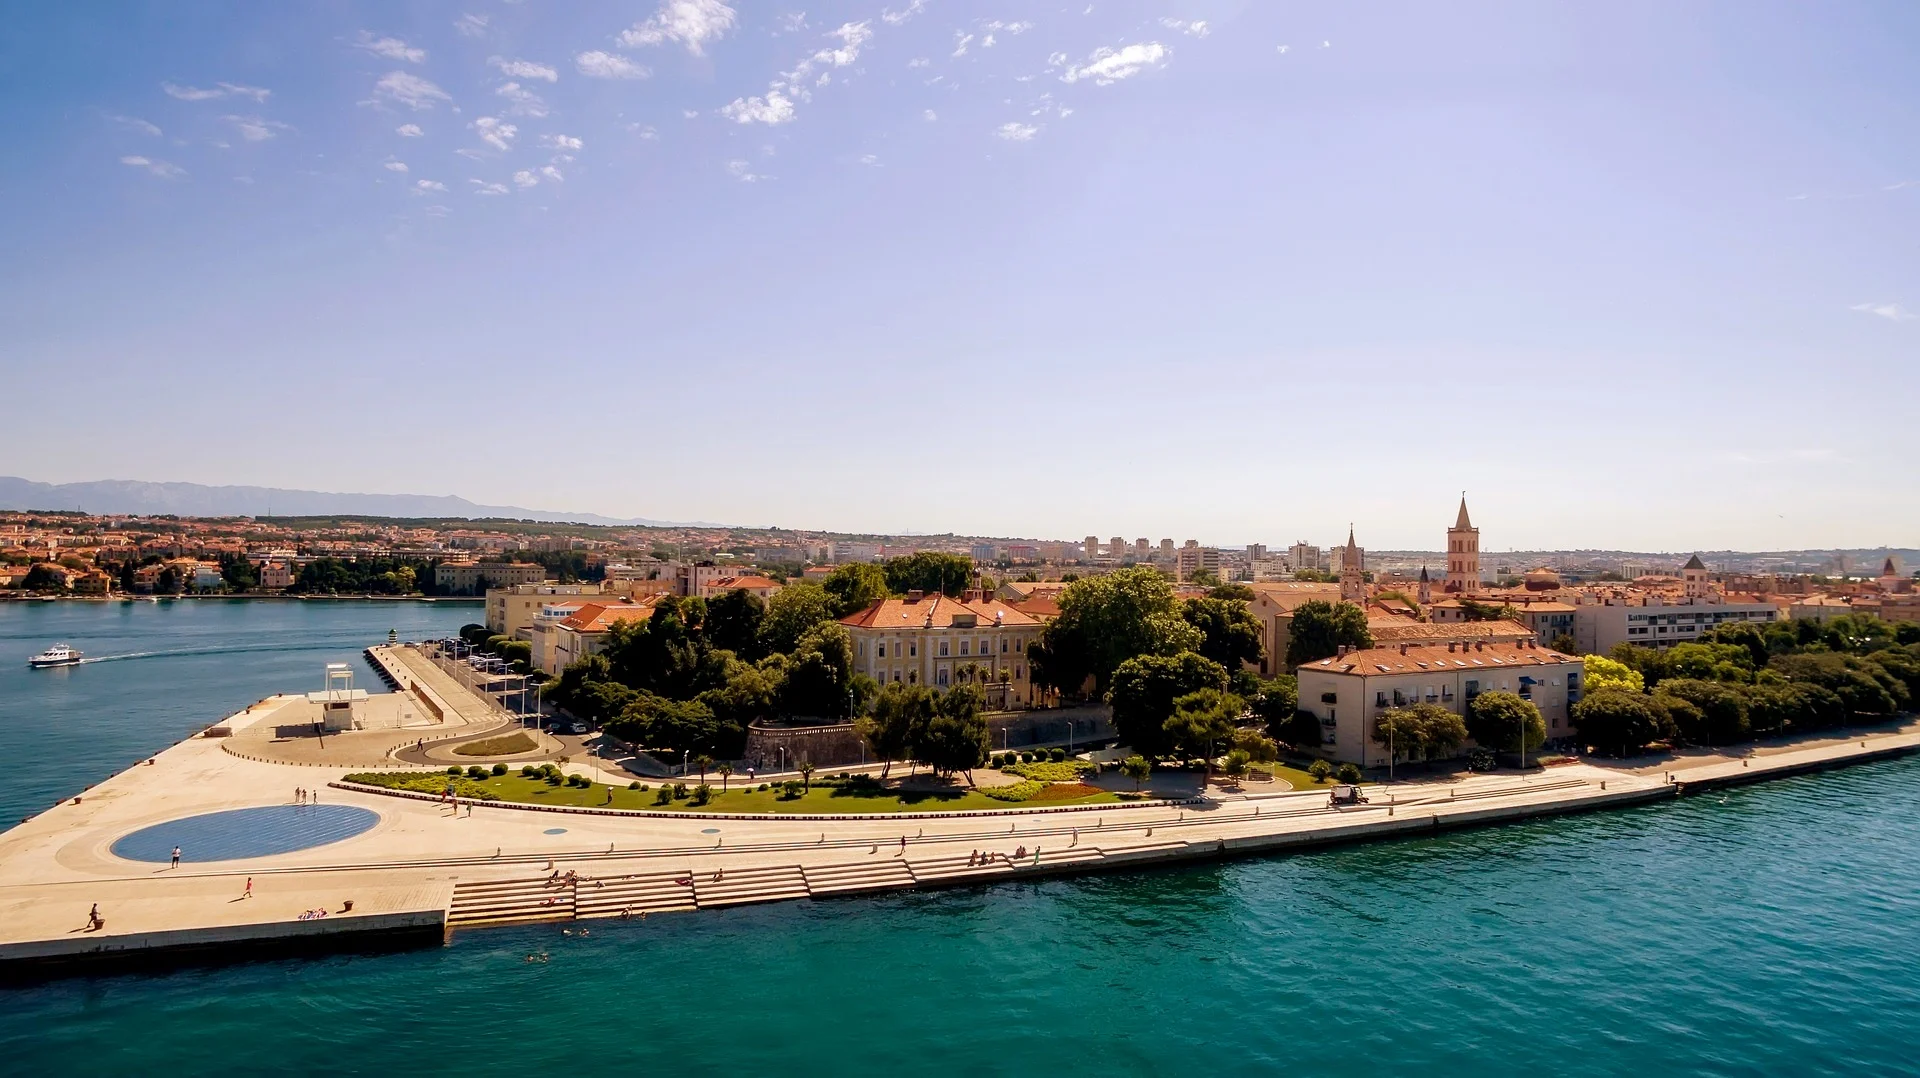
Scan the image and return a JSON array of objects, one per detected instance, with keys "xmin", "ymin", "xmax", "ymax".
[
  {"xmin": 87, "ymin": 904, "xmax": 101, "ymax": 930},
  {"xmin": 171, "ymin": 846, "xmax": 181, "ymax": 869},
  {"xmin": 243, "ymin": 877, "xmax": 253, "ymax": 899}
]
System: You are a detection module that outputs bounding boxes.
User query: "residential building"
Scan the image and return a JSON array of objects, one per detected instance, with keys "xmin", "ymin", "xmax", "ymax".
[
  {"xmin": 1295, "ymin": 640, "xmax": 1584, "ymax": 765},
  {"xmin": 699, "ymin": 574, "xmax": 784, "ymax": 601},
  {"xmin": 1176, "ymin": 541, "xmax": 1221, "ymax": 582},
  {"xmin": 435, "ymin": 561, "xmax": 547, "ymax": 595},
  {"xmin": 840, "ymin": 591, "xmax": 1045, "ymax": 708},
  {"xmin": 1135, "ymin": 538, "xmax": 1151, "ymax": 561},
  {"xmin": 541, "ymin": 599, "xmax": 658, "ymax": 675},
  {"xmin": 486, "ymin": 583, "xmax": 620, "ymax": 637},
  {"xmin": 1428, "ymin": 596, "xmax": 1578, "ymax": 647},
  {"xmin": 1083, "ymin": 536, "xmax": 1100, "ymax": 562},
  {"xmin": 972, "ymin": 543, "xmax": 999, "ymax": 563},
  {"xmin": 190, "ymin": 562, "xmax": 225, "ymax": 592},
  {"xmin": 1572, "ymin": 594, "xmax": 1780, "ymax": 653},
  {"xmin": 1245, "ymin": 581, "xmax": 1344, "ymax": 675},
  {"xmin": 673, "ymin": 562, "xmax": 737, "ymax": 598},
  {"xmin": 1287, "ymin": 541, "xmax": 1322, "ymax": 571},
  {"xmin": 73, "ymin": 570, "xmax": 113, "ymax": 596},
  {"xmin": 258, "ymin": 561, "xmax": 294, "ymax": 590}
]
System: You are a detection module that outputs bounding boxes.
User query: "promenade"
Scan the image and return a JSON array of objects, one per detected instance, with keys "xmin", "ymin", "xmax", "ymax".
[{"xmin": 3, "ymin": 658, "xmax": 1916, "ymax": 978}]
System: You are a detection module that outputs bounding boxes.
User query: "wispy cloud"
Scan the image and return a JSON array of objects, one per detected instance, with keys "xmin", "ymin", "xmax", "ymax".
[
  {"xmin": 224, "ymin": 115, "xmax": 291, "ymax": 141},
  {"xmin": 471, "ymin": 117, "xmax": 518, "ymax": 151},
  {"xmin": 415, "ymin": 178, "xmax": 448, "ymax": 192},
  {"xmin": 356, "ymin": 32, "xmax": 425, "ymax": 63},
  {"xmin": 512, "ymin": 169, "xmax": 540, "ymax": 189},
  {"xmin": 996, "ymin": 121, "xmax": 1039, "ymax": 141},
  {"xmin": 575, "ymin": 50, "xmax": 650, "ymax": 79},
  {"xmin": 618, "ymin": 0, "xmax": 737, "ymax": 56},
  {"xmin": 859, "ymin": 153, "xmax": 880, "ymax": 166},
  {"xmin": 1850, "ymin": 301, "xmax": 1914, "ymax": 322},
  {"xmin": 907, "ymin": 57, "xmax": 929, "ymax": 68},
  {"xmin": 726, "ymin": 158, "xmax": 767, "ymax": 182},
  {"xmin": 1276, "ymin": 44, "xmax": 1291, "ymax": 54},
  {"xmin": 880, "ymin": 0, "xmax": 926, "ymax": 25},
  {"xmin": 374, "ymin": 71, "xmax": 452, "ymax": 110},
  {"xmin": 923, "ymin": 108, "xmax": 937, "ymax": 121},
  {"xmin": 543, "ymin": 133, "xmax": 584, "ymax": 151},
  {"xmin": 491, "ymin": 57, "xmax": 559, "ymax": 82},
  {"xmin": 120, "ymin": 155, "xmax": 185, "ymax": 179},
  {"xmin": 396, "ymin": 123, "xmax": 424, "ymax": 137},
  {"xmin": 383, "ymin": 159, "xmax": 409, "ymax": 173},
  {"xmin": 1158, "ymin": 18, "xmax": 1208, "ymax": 37},
  {"xmin": 495, "ymin": 82, "xmax": 549, "ymax": 117},
  {"xmin": 162, "ymin": 81, "xmax": 271, "ymax": 102},
  {"xmin": 454, "ymin": 13, "xmax": 489, "ymax": 38},
  {"xmin": 470, "ymin": 179, "xmax": 509, "ymax": 195},
  {"xmin": 541, "ymin": 165, "xmax": 565, "ymax": 182},
  {"xmin": 107, "ymin": 114, "xmax": 162, "ymax": 137},
  {"xmin": 1061, "ymin": 42, "xmax": 1168, "ymax": 84},
  {"xmin": 953, "ymin": 32, "xmax": 973, "ymax": 57}
]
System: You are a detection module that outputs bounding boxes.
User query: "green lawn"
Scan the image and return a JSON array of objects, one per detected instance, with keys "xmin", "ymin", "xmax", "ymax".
[
  {"xmin": 464, "ymin": 774, "xmax": 1122, "ymax": 814},
  {"xmin": 452, "ymin": 732, "xmax": 539, "ymax": 757}
]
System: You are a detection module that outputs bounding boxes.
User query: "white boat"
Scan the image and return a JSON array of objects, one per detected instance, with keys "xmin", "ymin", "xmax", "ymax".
[{"xmin": 28, "ymin": 643, "xmax": 84, "ymax": 669}]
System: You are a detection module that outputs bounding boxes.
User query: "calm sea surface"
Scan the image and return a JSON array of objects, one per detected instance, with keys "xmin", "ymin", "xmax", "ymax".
[{"xmin": 2, "ymin": 601, "xmax": 1918, "ymax": 1077}]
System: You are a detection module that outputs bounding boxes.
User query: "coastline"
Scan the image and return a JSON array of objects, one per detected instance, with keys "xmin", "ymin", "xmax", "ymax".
[{"xmin": 3, "ymin": 692, "xmax": 1914, "ymax": 981}]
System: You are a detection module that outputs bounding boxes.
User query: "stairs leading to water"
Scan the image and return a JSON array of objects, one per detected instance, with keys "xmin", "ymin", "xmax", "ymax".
[
  {"xmin": 802, "ymin": 859, "xmax": 915, "ymax": 897},
  {"xmin": 573, "ymin": 870, "xmax": 698, "ymax": 920},
  {"xmin": 447, "ymin": 876, "xmax": 575, "ymax": 927},
  {"xmin": 692, "ymin": 864, "xmax": 810, "ymax": 907}
]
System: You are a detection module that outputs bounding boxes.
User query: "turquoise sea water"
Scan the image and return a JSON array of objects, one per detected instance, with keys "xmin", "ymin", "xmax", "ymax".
[{"xmin": 3, "ymin": 602, "xmax": 1919, "ymax": 1076}]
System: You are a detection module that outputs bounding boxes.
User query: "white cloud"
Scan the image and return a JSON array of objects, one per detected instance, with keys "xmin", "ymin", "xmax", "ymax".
[
  {"xmin": 416, "ymin": 179, "xmax": 448, "ymax": 192},
  {"xmin": 218, "ymin": 82, "xmax": 271, "ymax": 102},
  {"xmin": 541, "ymin": 165, "xmax": 565, "ymax": 181},
  {"xmin": 1276, "ymin": 44, "xmax": 1290, "ymax": 54},
  {"xmin": 720, "ymin": 91, "xmax": 795, "ymax": 125},
  {"xmin": 374, "ymin": 71, "xmax": 452, "ymax": 110},
  {"xmin": 575, "ymin": 50, "xmax": 650, "ymax": 79},
  {"xmin": 491, "ymin": 57, "xmax": 559, "ymax": 82},
  {"xmin": 618, "ymin": 0, "xmax": 737, "ymax": 56},
  {"xmin": 107, "ymin": 114, "xmax": 162, "ymax": 137},
  {"xmin": 224, "ymin": 115, "xmax": 290, "ymax": 141},
  {"xmin": 779, "ymin": 12, "xmax": 810, "ymax": 34},
  {"xmin": 1047, "ymin": 50, "xmax": 1068, "ymax": 66},
  {"xmin": 471, "ymin": 117, "xmax": 518, "ymax": 151},
  {"xmin": 1158, "ymin": 18, "xmax": 1209, "ymax": 37},
  {"xmin": 454, "ymin": 13, "xmax": 489, "ymax": 37},
  {"xmin": 632, "ymin": 124, "xmax": 659, "ymax": 139},
  {"xmin": 982, "ymin": 20, "xmax": 1033, "ymax": 34},
  {"xmin": 543, "ymin": 133, "xmax": 584, "ymax": 151},
  {"xmin": 1061, "ymin": 42, "xmax": 1169, "ymax": 84},
  {"xmin": 907, "ymin": 57, "xmax": 929, "ymax": 68},
  {"xmin": 923, "ymin": 108, "xmax": 937, "ymax": 121},
  {"xmin": 859, "ymin": 153, "xmax": 880, "ymax": 166},
  {"xmin": 512, "ymin": 169, "xmax": 539, "ymax": 189},
  {"xmin": 953, "ymin": 32, "xmax": 973, "ymax": 57},
  {"xmin": 1320, "ymin": 40, "xmax": 1331, "ymax": 48},
  {"xmin": 384, "ymin": 159, "xmax": 409, "ymax": 172},
  {"xmin": 356, "ymin": 32, "xmax": 426, "ymax": 63},
  {"xmin": 1850, "ymin": 302, "xmax": 1914, "ymax": 322},
  {"xmin": 162, "ymin": 81, "xmax": 270, "ymax": 102},
  {"xmin": 494, "ymin": 82, "xmax": 549, "ymax": 117},
  {"xmin": 726, "ymin": 158, "xmax": 766, "ymax": 182},
  {"xmin": 396, "ymin": 123, "xmax": 424, "ymax": 137},
  {"xmin": 881, "ymin": 0, "xmax": 926, "ymax": 25},
  {"xmin": 996, "ymin": 121, "xmax": 1039, "ymax": 141},
  {"xmin": 120, "ymin": 155, "xmax": 185, "ymax": 179},
  {"xmin": 424, "ymin": 203, "xmax": 452, "ymax": 217},
  {"xmin": 470, "ymin": 179, "xmax": 509, "ymax": 195}
]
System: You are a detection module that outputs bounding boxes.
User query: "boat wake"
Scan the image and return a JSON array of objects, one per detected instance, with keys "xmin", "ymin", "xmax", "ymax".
[{"xmin": 75, "ymin": 641, "xmax": 373, "ymax": 665}]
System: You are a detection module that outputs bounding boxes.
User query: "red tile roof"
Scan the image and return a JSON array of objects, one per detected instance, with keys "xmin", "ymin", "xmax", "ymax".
[{"xmin": 840, "ymin": 594, "xmax": 1042, "ymax": 630}]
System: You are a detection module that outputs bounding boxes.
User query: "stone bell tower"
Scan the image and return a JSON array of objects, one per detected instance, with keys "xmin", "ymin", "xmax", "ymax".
[
  {"xmin": 1446, "ymin": 495, "xmax": 1479, "ymax": 594},
  {"xmin": 1339, "ymin": 526, "xmax": 1366, "ymax": 604}
]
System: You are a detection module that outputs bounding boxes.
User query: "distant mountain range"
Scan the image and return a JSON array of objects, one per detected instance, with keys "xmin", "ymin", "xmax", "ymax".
[{"xmin": 0, "ymin": 477, "xmax": 717, "ymax": 528}]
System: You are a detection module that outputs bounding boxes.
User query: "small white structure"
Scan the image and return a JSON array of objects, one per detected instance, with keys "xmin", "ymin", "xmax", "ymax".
[{"xmin": 307, "ymin": 662, "xmax": 369, "ymax": 732}]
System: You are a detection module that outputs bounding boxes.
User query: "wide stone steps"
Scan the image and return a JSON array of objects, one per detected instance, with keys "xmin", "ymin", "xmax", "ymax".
[
  {"xmin": 906, "ymin": 853, "xmax": 1021, "ymax": 884},
  {"xmin": 801, "ymin": 860, "xmax": 915, "ymax": 896},
  {"xmin": 448, "ymin": 877, "xmax": 575, "ymax": 926},
  {"xmin": 573, "ymin": 871, "xmax": 698, "ymax": 919},
  {"xmin": 691, "ymin": 864, "xmax": 810, "ymax": 908}
]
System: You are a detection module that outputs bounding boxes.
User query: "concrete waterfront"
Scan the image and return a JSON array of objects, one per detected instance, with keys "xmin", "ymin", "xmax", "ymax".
[{"xmin": 3, "ymin": 651, "xmax": 1916, "ymax": 979}]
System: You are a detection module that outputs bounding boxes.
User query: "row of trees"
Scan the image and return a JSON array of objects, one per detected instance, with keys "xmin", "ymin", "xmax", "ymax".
[
  {"xmin": 855, "ymin": 682, "xmax": 992, "ymax": 782},
  {"xmin": 1569, "ymin": 618, "xmax": 1920, "ymax": 755}
]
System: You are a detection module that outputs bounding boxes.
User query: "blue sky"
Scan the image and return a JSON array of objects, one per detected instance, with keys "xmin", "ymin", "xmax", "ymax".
[{"xmin": 1, "ymin": 1, "xmax": 1916, "ymax": 552}]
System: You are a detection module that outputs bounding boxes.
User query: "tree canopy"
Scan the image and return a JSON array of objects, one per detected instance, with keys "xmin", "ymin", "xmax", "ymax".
[
  {"xmin": 1180, "ymin": 596, "xmax": 1265, "ymax": 671},
  {"xmin": 1028, "ymin": 566, "xmax": 1203, "ymax": 699},
  {"xmin": 1107, "ymin": 651, "xmax": 1228, "ymax": 758},
  {"xmin": 1466, "ymin": 691, "xmax": 1546, "ymax": 754},
  {"xmin": 883, "ymin": 552, "xmax": 974, "ymax": 598},
  {"xmin": 1371, "ymin": 702, "xmax": 1468, "ymax": 764},
  {"xmin": 1284, "ymin": 600, "xmax": 1373, "ymax": 669},
  {"xmin": 821, "ymin": 562, "xmax": 891, "ymax": 616}
]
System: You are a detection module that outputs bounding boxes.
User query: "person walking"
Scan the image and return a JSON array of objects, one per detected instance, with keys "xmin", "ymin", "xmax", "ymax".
[
  {"xmin": 171, "ymin": 846, "xmax": 181, "ymax": 869},
  {"xmin": 243, "ymin": 877, "xmax": 253, "ymax": 899},
  {"xmin": 87, "ymin": 903, "xmax": 101, "ymax": 930}
]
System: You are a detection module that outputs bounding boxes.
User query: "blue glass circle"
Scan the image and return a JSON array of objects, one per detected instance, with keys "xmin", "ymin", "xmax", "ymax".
[{"xmin": 111, "ymin": 805, "xmax": 380, "ymax": 863}]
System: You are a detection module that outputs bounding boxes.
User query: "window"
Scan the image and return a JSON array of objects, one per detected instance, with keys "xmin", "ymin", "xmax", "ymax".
[
  {"xmin": 939, "ymin": 641, "xmax": 950, "ymax": 656},
  {"xmin": 937, "ymin": 668, "xmax": 949, "ymax": 686},
  {"xmin": 1001, "ymin": 638, "xmax": 1009, "ymax": 653},
  {"xmin": 959, "ymin": 640, "xmax": 969, "ymax": 656},
  {"xmin": 979, "ymin": 638, "xmax": 989, "ymax": 655},
  {"xmin": 909, "ymin": 643, "xmax": 917, "ymax": 657},
  {"xmin": 1375, "ymin": 692, "xmax": 1388, "ymax": 708},
  {"xmin": 877, "ymin": 643, "xmax": 886, "ymax": 658}
]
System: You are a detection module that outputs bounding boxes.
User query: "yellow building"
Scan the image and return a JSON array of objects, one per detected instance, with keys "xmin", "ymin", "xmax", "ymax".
[{"xmin": 840, "ymin": 591, "xmax": 1045, "ymax": 708}]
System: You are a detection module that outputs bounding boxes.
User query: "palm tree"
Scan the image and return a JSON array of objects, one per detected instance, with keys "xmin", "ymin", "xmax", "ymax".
[
  {"xmin": 716, "ymin": 761, "xmax": 733, "ymax": 792},
  {"xmin": 693, "ymin": 754, "xmax": 713, "ymax": 785},
  {"xmin": 798, "ymin": 761, "xmax": 816, "ymax": 792}
]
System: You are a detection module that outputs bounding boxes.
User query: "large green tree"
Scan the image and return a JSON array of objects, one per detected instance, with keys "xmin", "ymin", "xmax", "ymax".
[
  {"xmin": 1180, "ymin": 596, "xmax": 1265, "ymax": 671},
  {"xmin": 1372, "ymin": 702, "xmax": 1468, "ymax": 764},
  {"xmin": 1466, "ymin": 691, "xmax": 1546, "ymax": 755},
  {"xmin": 821, "ymin": 562, "xmax": 892, "ymax": 616},
  {"xmin": 1284, "ymin": 600, "xmax": 1373, "ymax": 669},
  {"xmin": 1029, "ymin": 566, "xmax": 1203, "ymax": 698},
  {"xmin": 1107, "ymin": 651, "xmax": 1228, "ymax": 758},
  {"xmin": 779, "ymin": 622, "xmax": 856, "ymax": 719},
  {"xmin": 858, "ymin": 681, "xmax": 934, "ymax": 778},
  {"xmin": 705, "ymin": 587, "xmax": 767, "ymax": 660},
  {"xmin": 883, "ymin": 552, "xmax": 974, "ymax": 598},
  {"xmin": 1164, "ymin": 689, "xmax": 1243, "ymax": 771},
  {"xmin": 757, "ymin": 583, "xmax": 837, "ymax": 656},
  {"xmin": 917, "ymin": 685, "xmax": 989, "ymax": 782},
  {"xmin": 1570, "ymin": 687, "xmax": 1671, "ymax": 756}
]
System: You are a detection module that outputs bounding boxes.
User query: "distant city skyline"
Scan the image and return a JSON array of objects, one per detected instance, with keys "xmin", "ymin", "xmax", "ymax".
[{"xmin": 2, "ymin": 2, "xmax": 1915, "ymax": 550}]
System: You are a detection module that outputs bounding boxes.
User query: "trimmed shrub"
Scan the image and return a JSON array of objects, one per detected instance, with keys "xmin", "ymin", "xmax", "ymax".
[
  {"xmin": 1049, "ymin": 748, "xmax": 1067, "ymax": 763},
  {"xmin": 1307, "ymin": 759, "xmax": 1332, "ymax": 783},
  {"xmin": 544, "ymin": 773, "xmax": 563, "ymax": 786},
  {"xmin": 628, "ymin": 781, "xmax": 642, "ymax": 790},
  {"xmin": 1466, "ymin": 748, "xmax": 1496, "ymax": 772},
  {"xmin": 466, "ymin": 765, "xmax": 487, "ymax": 779},
  {"xmin": 491, "ymin": 763, "xmax": 508, "ymax": 776},
  {"xmin": 446, "ymin": 765, "xmax": 463, "ymax": 776},
  {"xmin": 653, "ymin": 785, "xmax": 673, "ymax": 805},
  {"xmin": 672, "ymin": 782, "xmax": 689, "ymax": 800},
  {"xmin": 1335, "ymin": 763, "xmax": 1363, "ymax": 784},
  {"xmin": 758, "ymin": 783, "xmax": 771, "ymax": 792},
  {"xmin": 691, "ymin": 784, "xmax": 713, "ymax": 806},
  {"xmin": 520, "ymin": 765, "xmax": 538, "ymax": 777},
  {"xmin": 983, "ymin": 780, "xmax": 1045, "ymax": 802}
]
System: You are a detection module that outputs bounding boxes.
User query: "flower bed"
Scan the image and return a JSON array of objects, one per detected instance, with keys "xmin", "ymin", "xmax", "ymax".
[
  {"xmin": 998, "ymin": 760, "xmax": 1096, "ymax": 782},
  {"xmin": 982, "ymin": 780, "xmax": 1046, "ymax": 802},
  {"xmin": 343, "ymin": 771, "xmax": 500, "ymax": 800},
  {"xmin": 1028, "ymin": 782, "xmax": 1104, "ymax": 801}
]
